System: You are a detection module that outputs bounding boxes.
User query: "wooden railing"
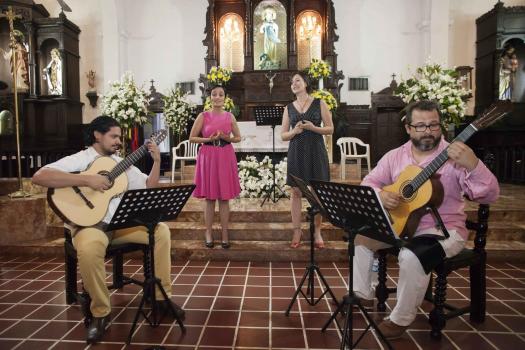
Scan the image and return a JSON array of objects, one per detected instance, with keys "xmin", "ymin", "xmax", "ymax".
[{"xmin": 0, "ymin": 150, "xmax": 77, "ymax": 178}]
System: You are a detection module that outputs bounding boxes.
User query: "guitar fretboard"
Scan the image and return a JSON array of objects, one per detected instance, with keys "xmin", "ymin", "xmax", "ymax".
[
  {"xmin": 108, "ymin": 145, "xmax": 149, "ymax": 181},
  {"xmin": 408, "ymin": 124, "xmax": 478, "ymax": 194}
]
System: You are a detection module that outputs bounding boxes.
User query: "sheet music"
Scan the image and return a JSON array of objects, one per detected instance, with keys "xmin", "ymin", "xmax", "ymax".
[{"xmin": 373, "ymin": 189, "xmax": 400, "ymax": 240}]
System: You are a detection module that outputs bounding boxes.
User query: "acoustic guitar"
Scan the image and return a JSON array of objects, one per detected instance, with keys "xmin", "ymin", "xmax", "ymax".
[
  {"xmin": 47, "ymin": 129, "xmax": 167, "ymax": 227},
  {"xmin": 383, "ymin": 100, "xmax": 512, "ymax": 239}
]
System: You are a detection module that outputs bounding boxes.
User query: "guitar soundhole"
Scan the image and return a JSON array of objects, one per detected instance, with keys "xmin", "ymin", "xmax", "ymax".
[
  {"xmin": 98, "ymin": 171, "xmax": 114, "ymax": 188},
  {"xmin": 402, "ymin": 184, "xmax": 414, "ymax": 199}
]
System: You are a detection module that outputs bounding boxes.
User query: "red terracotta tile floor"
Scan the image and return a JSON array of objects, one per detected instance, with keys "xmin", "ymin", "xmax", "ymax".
[{"xmin": 0, "ymin": 256, "xmax": 524, "ymax": 349}]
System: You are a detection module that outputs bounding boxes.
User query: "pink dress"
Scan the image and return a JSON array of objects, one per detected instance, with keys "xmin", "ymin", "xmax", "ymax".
[{"xmin": 193, "ymin": 111, "xmax": 241, "ymax": 200}]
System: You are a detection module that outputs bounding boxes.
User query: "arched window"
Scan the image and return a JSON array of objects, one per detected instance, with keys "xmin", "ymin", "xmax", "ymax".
[
  {"xmin": 296, "ymin": 10, "xmax": 322, "ymax": 70},
  {"xmin": 219, "ymin": 13, "xmax": 244, "ymax": 72},
  {"xmin": 253, "ymin": 0, "xmax": 287, "ymax": 70}
]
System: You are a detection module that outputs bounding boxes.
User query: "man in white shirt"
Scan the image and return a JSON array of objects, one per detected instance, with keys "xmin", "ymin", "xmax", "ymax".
[{"xmin": 32, "ymin": 116, "xmax": 182, "ymax": 344}]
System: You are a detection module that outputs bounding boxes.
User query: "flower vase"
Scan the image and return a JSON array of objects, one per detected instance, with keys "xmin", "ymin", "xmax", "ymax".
[
  {"xmin": 321, "ymin": 119, "xmax": 333, "ymax": 164},
  {"xmin": 324, "ymin": 134, "xmax": 333, "ymax": 164},
  {"xmin": 318, "ymin": 78, "xmax": 324, "ymax": 90},
  {"xmin": 119, "ymin": 127, "xmax": 130, "ymax": 157},
  {"xmin": 447, "ymin": 123, "xmax": 455, "ymax": 141}
]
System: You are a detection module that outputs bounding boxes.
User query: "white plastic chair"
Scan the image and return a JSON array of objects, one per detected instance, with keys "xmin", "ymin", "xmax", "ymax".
[
  {"xmin": 337, "ymin": 137, "xmax": 371, "ymax": 180},
  {"xmin": 171, "ymin": 140, "xmax": 199, "ymax": 182}
]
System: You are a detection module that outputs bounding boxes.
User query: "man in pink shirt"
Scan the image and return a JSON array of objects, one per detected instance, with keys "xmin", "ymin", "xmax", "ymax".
[{"xmin": 354, "ymin": 100, "xmax": 499, "ymax": 339}]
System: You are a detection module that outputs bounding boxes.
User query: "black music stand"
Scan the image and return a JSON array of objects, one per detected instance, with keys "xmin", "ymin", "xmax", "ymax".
[
  {"xmin": 106, "ymin": 184, "xmax": 196, "ymax": 344},
  {"xmin": 254, "ymin": 105, "xmax": 287, "ymax": 206},
  {"xmin": 285, "ymin": 175, "xmax": 339, "ymax": 315},
  {"xmin": 310, "ymin": 180, "xmax": 401, "ymax": 350}
]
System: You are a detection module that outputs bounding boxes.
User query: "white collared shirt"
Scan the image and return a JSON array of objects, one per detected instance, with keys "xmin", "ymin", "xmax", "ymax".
[{"xmin": 45, "ymin": 146, "xmax": 148, "ymax": 224}]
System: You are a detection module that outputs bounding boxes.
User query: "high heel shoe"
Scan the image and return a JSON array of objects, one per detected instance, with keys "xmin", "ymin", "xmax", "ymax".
[
  {"xmin": 205, "ymin": 231, "xmax": 214, "ymax": 248},
  {"xmin": 290, "ymin": 228, "xmax": 302, "ymax": 248}
]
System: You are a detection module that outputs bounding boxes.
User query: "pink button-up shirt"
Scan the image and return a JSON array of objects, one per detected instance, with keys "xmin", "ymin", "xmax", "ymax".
[{"xmin": 362, "ymin": 138, "xmax": 500, "ymax": 240}]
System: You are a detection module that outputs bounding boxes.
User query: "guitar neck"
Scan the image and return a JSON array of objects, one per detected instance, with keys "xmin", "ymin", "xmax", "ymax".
[
  {"xmin": 411, "ymin": 124, "xmax": 478, "ymax": 191},
  {"xmin": 108, "ymin": 145, "xmax": 148, "ymax": 180}
]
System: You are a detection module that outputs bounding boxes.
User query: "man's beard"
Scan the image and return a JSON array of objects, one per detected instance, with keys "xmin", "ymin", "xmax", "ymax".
[
  {"xmin": 411, "ymin": 135, "xmax": 440, "ymax": 152},
  {"xmin": 102, "ymin": 145, "xmax": 119, "ymax": 155}
]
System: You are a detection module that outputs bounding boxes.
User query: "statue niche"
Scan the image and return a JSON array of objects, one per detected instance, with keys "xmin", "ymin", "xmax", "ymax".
[{"xmin": 253, "ymin": 1, "xmax": 287, "ymax": 70}]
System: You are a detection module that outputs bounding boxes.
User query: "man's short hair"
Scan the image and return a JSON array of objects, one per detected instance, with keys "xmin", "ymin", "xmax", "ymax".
[
  {"xmin": 405, "ymin": 100, "xmax": 442, "ymax": 124},
  {"xmin": 83, "ymin": 116, "xmax": 120, "ymax": 146}
]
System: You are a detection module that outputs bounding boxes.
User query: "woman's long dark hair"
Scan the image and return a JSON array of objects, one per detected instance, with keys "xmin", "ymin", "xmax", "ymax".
[{"xmin": 83, "ymin": 116, "xmax": 120, "ymax": 146}]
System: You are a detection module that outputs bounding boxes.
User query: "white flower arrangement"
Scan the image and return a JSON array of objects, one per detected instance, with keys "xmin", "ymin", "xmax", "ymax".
[
  {"xmin": 101, "ymin": 71, "xmax": 150, "ymax": 129},
  {"xmin": 395, "ymin": 62, "xmax": 471, "ymax": 126},
  {"xmin": 163, "ymin": 87, "xmax": 196, "ymax": 136},
  {"xmin": 238, "ymin": 156, "xmax": 288, "ymax": 198}
]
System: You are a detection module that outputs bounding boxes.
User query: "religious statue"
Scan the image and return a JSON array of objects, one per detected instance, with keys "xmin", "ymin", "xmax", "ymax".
[
  {"xmin": 499, "ymin": 46, "xmax": 518, "ymax": 100},
  {"xmin": 43, "ymin": 48, "xmax": 62, "ymax": 95},
  {"xmin": 259, "ymin": 7, "xmax": 280, "ymax": 65},
  {"xmin": 0, "ymin": 29, "xmax": 30, "ymax": 92},
  {"xmin": 86, "ymin": 70, "xmax": 96, "ymax": 90}
]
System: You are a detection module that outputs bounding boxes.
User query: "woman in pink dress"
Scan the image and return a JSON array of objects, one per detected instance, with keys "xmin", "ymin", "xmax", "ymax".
[{"xmin": 189, "ymin": 85, "xmax": 241, "ymax": 248}]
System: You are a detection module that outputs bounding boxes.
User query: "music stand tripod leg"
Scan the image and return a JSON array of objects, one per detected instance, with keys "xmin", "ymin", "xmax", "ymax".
[
  {"xmin": 260, "ymin": 124, "xmax": 287, "ymax": 206},
  {"xmin": 285, "ymin": 207, "xmax": 339, "ymax": 316},
  {"xmin": 322, "ymin": 229, "xmax": 393, "ymax": 350},
  {"xmin": 127, "ymin": 223, "xmax": 185, "ymax": 344}
]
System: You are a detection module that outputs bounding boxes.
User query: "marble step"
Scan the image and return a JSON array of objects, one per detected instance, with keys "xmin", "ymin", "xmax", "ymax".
[
  {"xmin": 3, "ymin": 237, "xmax": 524, "ymax": 263},
  {"xmin": 164, "ymin": 221, "xmax": 525, "ymax": 242},
  {"xmin": 44, "ymin": 219, "xmax": 525, "ymax": 244}
]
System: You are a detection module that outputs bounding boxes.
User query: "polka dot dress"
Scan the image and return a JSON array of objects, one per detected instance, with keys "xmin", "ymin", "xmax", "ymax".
[{"xmin": 286, "ymin": 98, "xmax": 330, "ymax": 186}]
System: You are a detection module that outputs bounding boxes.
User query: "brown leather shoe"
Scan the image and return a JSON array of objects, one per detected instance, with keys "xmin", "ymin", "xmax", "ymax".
[
  {"xmin": 377, "ymin": 319, "xmax": 408, "ymax": 340},
  {"xmin": 360, "ymin": 298, "xmax": 374, "ymax": 309},
  {"xmin": 353, "ymin": 298, "xmax": 374, "ymax": 310}
]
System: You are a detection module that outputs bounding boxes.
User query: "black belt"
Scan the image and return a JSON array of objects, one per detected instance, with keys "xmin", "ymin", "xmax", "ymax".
[{"xmin": 204, "ymin": 139, "xmax": 231, "ymax": 147}]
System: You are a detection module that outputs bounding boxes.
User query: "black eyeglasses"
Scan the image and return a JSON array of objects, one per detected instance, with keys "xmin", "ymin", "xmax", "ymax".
[{"xmin": 408, "ymin": 122, "xmax": 441, "ymax": 132}]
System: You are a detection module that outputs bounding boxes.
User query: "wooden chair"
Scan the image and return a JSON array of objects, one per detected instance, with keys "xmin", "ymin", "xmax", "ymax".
[
  {"xmin": 375, "ymin": 203, "xmax": 490, "ymax": 339},
  {"xmin": 336, "ymin": 137, "xmax": 371, "ymax": 180},
  {"xmin": 64, "ymin": 228, "xmax": 148, "ymax": 325},
  {"xmin": 171, "ymin": 140, "xmax": 199, "ymax": 182}
]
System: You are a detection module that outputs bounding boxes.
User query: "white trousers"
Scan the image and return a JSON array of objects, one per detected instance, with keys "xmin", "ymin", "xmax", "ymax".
[{"xmin": 353, "ymin": 228, "xmax": 466, "ymax": 326}]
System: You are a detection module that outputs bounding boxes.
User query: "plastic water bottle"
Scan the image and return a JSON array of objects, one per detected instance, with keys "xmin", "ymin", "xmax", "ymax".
[{"xmin": 371, "ymin": 257, "xmax": 379, "ymax": 288}]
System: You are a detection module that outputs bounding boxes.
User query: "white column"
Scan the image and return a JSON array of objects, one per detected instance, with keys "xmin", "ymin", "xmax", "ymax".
[{"xmin": 429, "ymin": 0, "xmax": 450, "ymax": 65}]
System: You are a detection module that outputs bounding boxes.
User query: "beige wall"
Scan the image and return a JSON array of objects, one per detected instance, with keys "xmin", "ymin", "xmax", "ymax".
[
  {"xmin": 36, "ymin": 0, "xmax": 524, "ymax": 122},
  {"xmin": 39, "ymin": 0, "xmax": 104, "ymax": 123}
]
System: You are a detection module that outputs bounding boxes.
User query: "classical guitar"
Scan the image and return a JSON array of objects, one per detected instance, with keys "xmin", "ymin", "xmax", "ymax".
[
  {"xmin": 383, "ymin": 101, "xmax": 512, "ymax": 239},
  {"xmin": 47, "ymin": 129, "xmax": 167, "ymax": 227}
]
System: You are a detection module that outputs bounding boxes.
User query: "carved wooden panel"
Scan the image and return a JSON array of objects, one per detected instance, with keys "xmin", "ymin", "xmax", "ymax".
[{"xmin": 202, "ymin": 0, "xmax": 343, "ymax": 116}]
